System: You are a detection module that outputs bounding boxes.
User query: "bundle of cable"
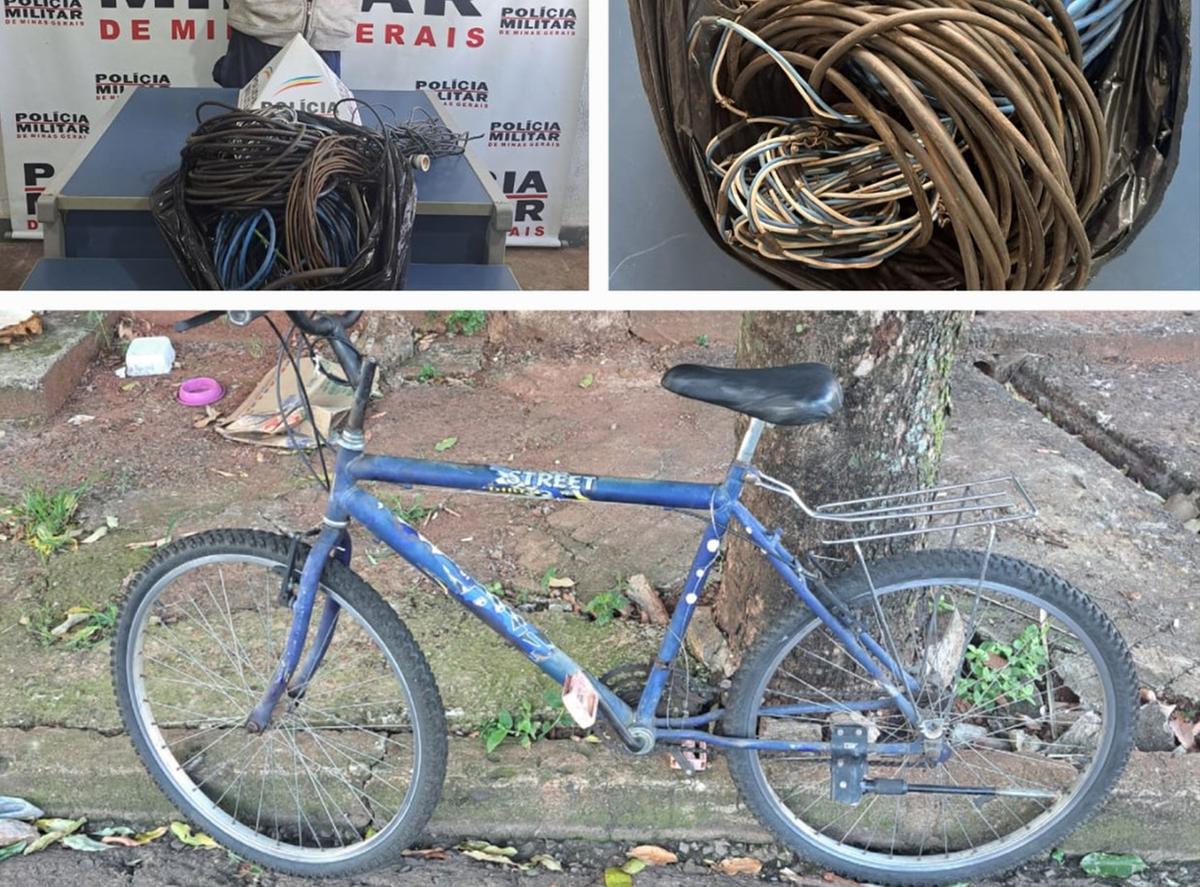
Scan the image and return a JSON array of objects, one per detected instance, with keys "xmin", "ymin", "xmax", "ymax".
[
  {"xmin": 695, "ymin": 0, "xmax": 1107, "ymax": 290},
  {"xmin": 150, "ymin": 102, "xmax": 470, "ymax": 291}
]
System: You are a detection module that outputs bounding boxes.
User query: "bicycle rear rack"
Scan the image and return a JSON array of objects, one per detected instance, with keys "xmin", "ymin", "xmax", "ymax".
[{"xmin": 748, "ymin": 472, "xmax": 1037, "ymax": 546}]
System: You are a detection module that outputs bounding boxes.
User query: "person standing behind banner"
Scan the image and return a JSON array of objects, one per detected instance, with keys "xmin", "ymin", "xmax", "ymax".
[{"xmin": 213, "ymin": 0, "xmax": 358, "ymax": 89}]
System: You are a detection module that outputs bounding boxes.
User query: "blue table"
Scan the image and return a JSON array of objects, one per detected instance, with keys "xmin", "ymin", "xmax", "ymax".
[
  {"xmin": 21, "ymin": 257, "xmax": 520, "ymax": 291},
  {"xmin": 37, "ymin": 87, "xmax": 511, "ymax": 266}
]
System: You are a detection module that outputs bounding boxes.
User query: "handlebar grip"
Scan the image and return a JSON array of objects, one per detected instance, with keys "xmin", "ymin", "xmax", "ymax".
[{"xmin": 228, "ymin": 310, "xmax": 267, "ymax": 327}]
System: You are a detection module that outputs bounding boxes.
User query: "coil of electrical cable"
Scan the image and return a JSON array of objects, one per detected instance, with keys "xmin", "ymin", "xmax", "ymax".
[
  {"xmin": 690, "ymin": 0, "xmax": 1109, "ymax": 290},
  {"xmin": 150, "ymin": 101, "xmax": 470, "ymax": 290}
]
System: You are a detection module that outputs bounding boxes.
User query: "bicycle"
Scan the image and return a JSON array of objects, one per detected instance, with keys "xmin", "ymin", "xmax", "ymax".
[{"xmin": 112, "ymin": 311, "xmax": 1136, "ymax": 885}]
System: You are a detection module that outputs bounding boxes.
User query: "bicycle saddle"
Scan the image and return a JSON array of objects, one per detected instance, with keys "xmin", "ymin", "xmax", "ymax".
[{"xmin": 661, "ymin": 363, "xmax": 843, "ymax": 426}]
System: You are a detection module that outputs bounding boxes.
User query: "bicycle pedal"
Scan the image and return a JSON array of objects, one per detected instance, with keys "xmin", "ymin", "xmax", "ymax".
[
  {"xmin": 561, "ymin": 672, "xmax": 599, "ymax": 729},
  {"xmin": 668, "ymin": 740, "xmax": 708, "ymax": 773}
]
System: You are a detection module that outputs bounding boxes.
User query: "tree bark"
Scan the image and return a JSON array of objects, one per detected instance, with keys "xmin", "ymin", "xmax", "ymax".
[{"xmin": 715, "ymin": 311, "xmax": 970, "ymax": 658}]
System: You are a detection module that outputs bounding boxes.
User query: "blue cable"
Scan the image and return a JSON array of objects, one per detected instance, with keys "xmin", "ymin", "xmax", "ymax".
[{"xmin": 212, "ymin": 209, "xmax": 277, "ymax": 290}]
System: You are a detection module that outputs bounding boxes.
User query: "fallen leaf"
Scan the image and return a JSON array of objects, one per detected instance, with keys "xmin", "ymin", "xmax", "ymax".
[
  {"xmin": 530, "ymin": 853, "xmax": 563, "ymax": 871},
  {"xmin": 62, "ymin": 834, "xmax": 110, "ymax": 852},
  {"xmin": 1168, "ymin": 712, "xmax": 1199, "ymax": 750},
  {"xmin": 821, "ymin": 872, "xmax": 862, "ymax": 886},
  {"xmin": 715, "ymin": 857, "xmax": 763, "ymax": 876},
  {"xmin": 132, "ymin": 826, "xmax": 168, "ymax": 845},
  {"xmin": 35, "ymin": 818, "xmax": 85, "ymax": 835},
  {"xmin": 0, "ymin": 842, "xmax": 26, "ymax": 862},
  {"xmin": 460, "ymin": 841, "xmax": 518, "ymax": 857},
  {"xmin": 0, "ymin": 820, "xmax": 38, "ymax": 847},
  {"xmin": 579, "ymin": 373, "xmax": 594, "ymax": 389},
  {"xmin": 628, "ymin": 844, "xmax": 678, "ymax": 866},
  {"xmin": 194, "ymin": 406, "xmax": 222, "ymax": 429},
  {"xmin": 94, "ymin": 827, "xmax": 133, "ymax": 837},
  {"xmin": 461, "ymin": 849, "xmax": 519, "ymax": 867},
  {"xmin": 434, "ymin": 436, "xmax": 458, "ymax": 452},
  {"xmin": 120, "ymin": 382, "xmax": 140, "ymax": 392},
  {"xmin": 50, "ymin": 612, "xmax": 91, "ymax": 637},
  {"xmin": 603, "ymin": 867, "xmax": 633, "ymax": 887},
  {"xmin": 1079, "ymin": 852, "xmax": 1147, "ymax": 878},
  {"xmin": 67, "ymin": 415, "xmax": 95, "ymax": 426},
  {"xmin": 100, "ymin": 836, "xmax": 140, "ymax": 848},
  {"xmin": 779, "ymin": 869, "xmax": 832, "ymax": 886},
  {"xmin": 126, "ymin": 537, "xmax": 169, "ymax": 550},
  {"xmin": 984, "ymin": 652, "xmax": 1009, "ymax": 671},
  {"xmin": 621, "ymin": 858, "xmax": 646, "ymax": 875},
  {"xmin": 81, "ymin": 526, "xmax": 109, "ymax": 545},
  {"xmin": 547, "ymin": 576, "xmax": 575, "ymax": 589},
  {"xmin": 402, "ymin": 847, "xmax": 447, "ymax": 860},
  {"xmin": 23, "ymin": 831, "xmax": 66, "ymax": 855},
  {"xmin": 169, "ymin": 821, "xmax": 218, "ymax": 849}
]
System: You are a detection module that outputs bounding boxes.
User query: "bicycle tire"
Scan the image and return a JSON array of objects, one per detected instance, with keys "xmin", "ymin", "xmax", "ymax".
[
  {"xmin": 723, "ymin": 548, "xmax": 1136, "ymax": 886},
  {"xmin": 112, "ymin": 528, "xmax": 448, "ymax": 878}
]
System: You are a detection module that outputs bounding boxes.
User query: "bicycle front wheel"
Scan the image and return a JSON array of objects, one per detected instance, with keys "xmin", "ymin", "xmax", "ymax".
[
  {"xmin": 112, "ymin": 529, "xmax": 447, "ymax": 877},
  {"xmin": 724, "ymin": 549, "xmax": 1136, "ymax": 886}
]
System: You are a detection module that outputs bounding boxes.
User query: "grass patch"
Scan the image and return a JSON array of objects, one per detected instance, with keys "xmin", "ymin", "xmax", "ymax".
[{"xmin": 2, "ymin": 481, "xmax": 89, "ymax": 557}]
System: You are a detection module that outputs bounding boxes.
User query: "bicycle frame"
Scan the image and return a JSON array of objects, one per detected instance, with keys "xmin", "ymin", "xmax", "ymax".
[{"xmin": 246, "ymin": 418, "xmax": 924, "ymax": 758}]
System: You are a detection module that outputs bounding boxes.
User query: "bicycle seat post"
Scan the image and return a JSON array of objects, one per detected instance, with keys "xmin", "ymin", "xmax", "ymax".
[{"xmin": 736, "ymin": 417, "xmax": 766, "ymax": 464}]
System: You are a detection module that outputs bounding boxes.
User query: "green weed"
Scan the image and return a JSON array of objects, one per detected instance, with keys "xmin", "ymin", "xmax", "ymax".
[
  {"xmin": 389, "ymin": 494, "xmax": 436, "ymax": 525},
  {"xmin": 584, "ymin": 583, "xmax": 631, "ymax": 626},
  {"xmin": 417, "ymin": 364, "xmax": 442, "ymax": 384},
  {"xmin": 445, "ymin": 310, "xmax": 487, "ymax": 336},
  {"xmin": 481, "ymin": 690, "xmax": 568, "ymax": 752},
  {"xmin": 957, "ymin": 622, "xmax": 1049, "ymax": 709}
]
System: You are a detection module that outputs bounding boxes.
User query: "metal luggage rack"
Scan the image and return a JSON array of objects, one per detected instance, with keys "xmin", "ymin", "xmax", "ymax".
[{"xmin": 747, "ymin": 472, "xmax": 1037, "ymax": 546}]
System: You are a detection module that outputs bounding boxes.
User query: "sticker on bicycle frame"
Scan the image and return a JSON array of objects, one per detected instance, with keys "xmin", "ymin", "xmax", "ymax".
[
  {"xmin": 487, "ymin": 467, "xmax": 598, "ymax": 500},
  {"xmin": 561, "ymin": 671, "xmax": 599, "ymax": 729}
]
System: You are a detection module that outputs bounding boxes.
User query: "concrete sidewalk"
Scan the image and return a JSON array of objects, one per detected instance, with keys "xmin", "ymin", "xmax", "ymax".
[{"xmin": 0, "ymin": 311, "xmax": 1196, "ymax": 860}]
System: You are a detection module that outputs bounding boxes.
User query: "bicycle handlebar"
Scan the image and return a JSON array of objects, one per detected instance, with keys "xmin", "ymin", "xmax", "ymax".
[{"xmin": 172, "ymin": 310, "xmax": 365, "ymax": 386}]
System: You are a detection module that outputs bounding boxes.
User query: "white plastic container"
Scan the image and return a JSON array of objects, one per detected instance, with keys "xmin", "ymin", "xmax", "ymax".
[{"xmin": 125, "ymin": 336, "xmax": 176, "ymax": 377}]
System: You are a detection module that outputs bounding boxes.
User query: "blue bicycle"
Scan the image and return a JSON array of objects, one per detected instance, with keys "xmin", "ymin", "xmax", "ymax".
[{"xmin": 112, "ymin": 312, "xmax": 1136, "ymax": 884}]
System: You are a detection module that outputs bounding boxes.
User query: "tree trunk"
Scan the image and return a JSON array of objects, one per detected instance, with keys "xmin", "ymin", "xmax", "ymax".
[{"xmin": 715, "ymin": 311, "xmax": 969, "ymax": 658}]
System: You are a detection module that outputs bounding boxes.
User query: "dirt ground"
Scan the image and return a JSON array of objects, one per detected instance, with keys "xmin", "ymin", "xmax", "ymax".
[{"xmin": 4, "ymin": 836, "xmax": 1198, "ymax": 887}]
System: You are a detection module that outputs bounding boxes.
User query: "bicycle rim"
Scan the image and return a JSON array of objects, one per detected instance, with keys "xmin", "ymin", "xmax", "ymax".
[
  {"xmin": 123, "ymin": 553, "xmax": 424, "ymax": 866},
  {"xmin": 743, "ymin": 569, "xmax": 1121, "ymax": 873}
]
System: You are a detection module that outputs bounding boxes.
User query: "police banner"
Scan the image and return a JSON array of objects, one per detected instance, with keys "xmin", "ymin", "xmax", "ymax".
[{"xmin": 0, "ymin": 1, "xmax": 587, "ymax": 246}]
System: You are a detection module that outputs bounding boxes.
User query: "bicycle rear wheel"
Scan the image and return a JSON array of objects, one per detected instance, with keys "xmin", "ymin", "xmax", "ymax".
[
  {"xmin": 724, "ymin": 549, "xmax": 1136, "ymax": 886},
  {"xmin": 112, "ymin": 529, "xmax": 447, "ymax": 877}
]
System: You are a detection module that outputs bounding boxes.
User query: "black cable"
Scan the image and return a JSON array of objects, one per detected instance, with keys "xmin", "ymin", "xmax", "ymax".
[{"xmin": 265, "ymin": 315, "xmax": 332, "ymax": 491}]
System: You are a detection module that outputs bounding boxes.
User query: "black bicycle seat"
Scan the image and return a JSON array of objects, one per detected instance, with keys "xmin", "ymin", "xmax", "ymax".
[{"xmin": 661, "ymin": 363, "xmax": 843, "ymax": 426}]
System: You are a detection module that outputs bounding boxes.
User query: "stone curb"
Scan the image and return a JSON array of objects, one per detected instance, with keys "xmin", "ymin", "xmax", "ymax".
[{"xmin": 0, "ymin": 729, "xmax": 1197, "ymax": 862}]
